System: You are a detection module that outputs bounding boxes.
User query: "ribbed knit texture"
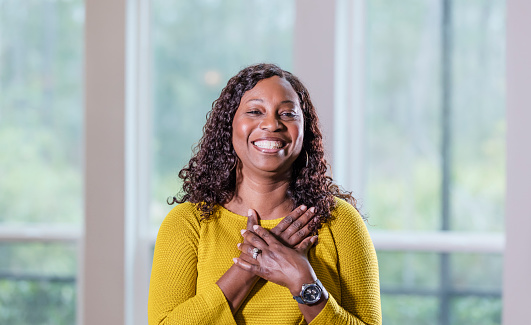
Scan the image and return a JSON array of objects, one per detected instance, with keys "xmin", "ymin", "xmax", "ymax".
[{"xmin": 148, "ymin": 198, "xmax": 381, "ymax": 325}]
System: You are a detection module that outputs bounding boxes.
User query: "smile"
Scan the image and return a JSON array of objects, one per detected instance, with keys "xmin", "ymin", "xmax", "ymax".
[{"xmin": 252, "ymin": 140, "xmax": 285, "ymax": 150}]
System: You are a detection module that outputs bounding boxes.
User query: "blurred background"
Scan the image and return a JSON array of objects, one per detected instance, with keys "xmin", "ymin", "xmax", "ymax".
[{"xmin": 0, "ymin": 0, "xmax": 519, "ymax": 324}]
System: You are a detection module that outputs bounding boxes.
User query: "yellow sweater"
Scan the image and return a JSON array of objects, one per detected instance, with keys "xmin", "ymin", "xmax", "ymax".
[{"xmin": 148, "ymin": 199, "xmax": 381, "ymax": 325}]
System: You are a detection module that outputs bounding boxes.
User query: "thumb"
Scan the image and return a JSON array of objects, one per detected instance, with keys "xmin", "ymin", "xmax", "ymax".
[
  {"xmin": 247, "ymin": 208, "xmax": 259, "ymax": 231},
  {"xmin": 296, "ymin": 235, "xmax": 318, "ymax": 254}
]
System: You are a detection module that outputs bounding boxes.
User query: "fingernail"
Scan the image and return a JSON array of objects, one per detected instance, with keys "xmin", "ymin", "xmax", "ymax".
[
  {"xmin": 248, "ymin": 209, "xmax": 253, "ymax": 216},
  {"xmin": 300, "ymin": 205, "xmax": 307, "ymax": 211},
  {"xmin": 253, "ymin": 225, "xmax": 259, "ymax": 231},
  {"xmin": 237, "ymin": 243, "xmax": 241, "ymax": 248},
  {"xmin": 241, "ymin": 229, "xmax": 247, "ymax": 235},
  {"xmin": 309, "ymin": 207, "xmax": 316, "ymax": 213},
  {"xmin": 232, "ymin": 258, "xmax": 238, "ymax": 264}
]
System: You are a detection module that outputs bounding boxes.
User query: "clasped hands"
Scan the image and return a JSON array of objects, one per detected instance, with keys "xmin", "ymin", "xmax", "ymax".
[{"xmin": 232, "ymin": 205, "xmax": 319, "ymax": 296}]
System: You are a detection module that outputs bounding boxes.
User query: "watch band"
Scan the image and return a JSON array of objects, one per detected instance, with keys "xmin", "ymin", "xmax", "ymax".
[{"xmin": 293, "ymin": 295, "xmax": 306, "ymax": 304}]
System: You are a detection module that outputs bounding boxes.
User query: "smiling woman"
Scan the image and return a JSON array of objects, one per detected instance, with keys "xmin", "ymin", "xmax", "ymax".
[{"xmin": 148, "ymin": 64, "xmax": 381, "ymax": 324}]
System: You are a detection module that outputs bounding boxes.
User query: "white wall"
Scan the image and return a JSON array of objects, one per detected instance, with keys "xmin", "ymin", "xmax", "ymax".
[
  {"xmin": 503, "ymin": 1, "xmax": 531, "ymax": 324},
  {"xmin": 294, "ymin": 0, "xmax": 336, "ymax": 163},
  {"xmin": 83, "ymin": 1, "xmax": 127, "ymax": 324}
]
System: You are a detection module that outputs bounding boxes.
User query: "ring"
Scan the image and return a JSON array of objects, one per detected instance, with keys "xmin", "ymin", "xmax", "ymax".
[{"xmin": 252, "ymin": 247, "xmax": 262, "ymax": 260}]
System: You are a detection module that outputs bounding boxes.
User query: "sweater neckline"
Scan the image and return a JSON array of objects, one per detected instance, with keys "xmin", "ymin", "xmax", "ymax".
[{"xmin": 217, "ymin": 205, "xmax": 284, "ymax": 228}]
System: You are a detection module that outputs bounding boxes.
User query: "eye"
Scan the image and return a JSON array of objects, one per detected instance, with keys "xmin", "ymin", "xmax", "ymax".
[
  {"xmin": 247, "ymin": 109, "xmax": 262, "ymax": 115},
  {"xmin": 280, "ymin": 110, "xmax": 299, "ymax": 119}
]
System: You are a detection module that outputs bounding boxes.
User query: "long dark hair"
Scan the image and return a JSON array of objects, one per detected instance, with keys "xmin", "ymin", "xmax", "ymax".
[{"xmin": 169, "ymin": 63, "xmax": 357, "ymax": 230}]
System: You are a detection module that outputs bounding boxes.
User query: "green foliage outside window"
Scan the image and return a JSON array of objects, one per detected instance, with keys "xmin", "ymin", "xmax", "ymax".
[{"xmin": 0, "ymin": 0, "xmax": 83, "ymax": 323}]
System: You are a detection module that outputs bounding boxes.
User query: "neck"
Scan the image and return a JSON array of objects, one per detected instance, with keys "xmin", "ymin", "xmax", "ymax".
[{"xmin": 225, "ymin": 169, "xmax": 294, "ymax": 220}]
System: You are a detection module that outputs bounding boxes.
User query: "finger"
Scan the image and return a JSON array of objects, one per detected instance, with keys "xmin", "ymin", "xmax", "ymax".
[
  {"xmin": 252, "ymin": 225, "xmax": 279, "ymax": 246},
  {"xmin": 246, "ymin": 209, "xmax": 259, "ymax": 231},
  {"xmin": 238, "ymin": 242, "xmax": 261, "ymax": 257},
  {"xmin": 286, "ymin": 215, "xmax": 318, "ymax": 246},
  {"xmin": 237, "ymin": 243, "xmax": 260, "ymax": 263},
  {"xmin": 239, "ymin": 251, "xmax": 259, "ymax": 265},
  {"xmin": 295, "ymin": 235, "xmax": 318, "ymax": 254},
  {"xmin": 233, "ymin": 257, "xmax": 255, "ymax": 272},
  {"xmin": 282, "ymin": 207, "xmax": 316, "ymax": 242},
  {"xmin": 241, "ymin": 229, "xmax": 268, "ymax": 249},
  {"xmin": 271, "ymin": 205, "xmax": 307, "ymax": 236},
  {"xmin": 233, "ymin": 257, "xmax": 263, "ymax": 275}
]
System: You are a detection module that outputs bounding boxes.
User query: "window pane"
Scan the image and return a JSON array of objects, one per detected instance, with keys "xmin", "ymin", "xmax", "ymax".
[
  {"xmin": 0, "ymin": 0, "xmax": 84, "ymax": 226},
  {"xmin": 364, "ymin": 0, "xmax": 505, "ymax": 232},
  {"xmin": 379, "ymin": 252, "xmax": 503, "ymax": 293},
  {"xmin": 150, "ymin": 0, "xmax": 295, "ymax": 227},
  {"xmin": 0, "ymin": 1, "xmax": 83, "ymax": 322},
  {"xmin": 0, "ymin": 243, "xmax": 77, "ymax": 276},
  {"xmin": 365, "ymin": 0, "xmax": 443, "ymax": 231},
  {"xmin": 450, "ymin": 253, "xmax": 502, "ymax": 292},
  {"xmin": 450, "ymin": 297, "xmax": 501, "ymax": 325},
  {"xmin": 379, "ymin": 251, "xmax": 502, "ymax": 324},
  {"xmin": 0, "ymin": 243, "xmax": 77, "ymax": 324},
  {"xmin": 378, "ymin": 251, "xmax": 440, "ymax": 291},
  {"xmin": 450, "ymin": 0, "xmax": 505, "ymax": 232},
  {"xmin": 381, "ymin": 295, "xmax": 439, "ymax": 324}
]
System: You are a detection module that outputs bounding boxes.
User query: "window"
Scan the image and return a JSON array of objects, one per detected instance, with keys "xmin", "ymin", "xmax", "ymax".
[
  {"xmin": 335, "ymin": 0, "xmax": 505, "ymax": 323},
  {"xmin": 0, "ymin": 0, "xmax": 84, "ymax": 323}
]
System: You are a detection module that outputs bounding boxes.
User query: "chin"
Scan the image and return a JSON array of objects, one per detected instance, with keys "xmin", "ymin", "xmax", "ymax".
[{"xmin": 254, "ymin": 162, "xmax": 295, "ymax": 175}]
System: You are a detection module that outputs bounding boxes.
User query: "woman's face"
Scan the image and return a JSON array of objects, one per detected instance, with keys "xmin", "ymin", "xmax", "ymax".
[{"xmin": 232, "ymin": 76, "xmax": 304, "ymax": 177}]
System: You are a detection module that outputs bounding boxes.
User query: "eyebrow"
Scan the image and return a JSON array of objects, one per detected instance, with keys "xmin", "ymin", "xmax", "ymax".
[
  {"xmin": 246, "ymin": 98, "xmax": 263, "ymax": 103},
  {"xmin": 245, "ymin": 98, "xmax": 297, "ymax": 106}
]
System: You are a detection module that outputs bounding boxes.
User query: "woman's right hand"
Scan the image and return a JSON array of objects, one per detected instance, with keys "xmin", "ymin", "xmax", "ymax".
[
  {"xmin": 217, "ymin": 205, "xmax": 317, "ymax": 314},
  {"xmin": 247, "ymin": 205, "xmax": 317, "ymax": 248}
]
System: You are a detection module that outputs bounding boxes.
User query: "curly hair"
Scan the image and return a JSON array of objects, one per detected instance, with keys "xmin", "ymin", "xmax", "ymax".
[{"xmin": 169, "ymin": 63, "xmax": 357, "ymax": 231}]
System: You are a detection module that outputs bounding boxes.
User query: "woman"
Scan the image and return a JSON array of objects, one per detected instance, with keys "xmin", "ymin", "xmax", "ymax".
[{"xmin": 148, "ymin": 64, "xmax": 381, "ymax": 324}]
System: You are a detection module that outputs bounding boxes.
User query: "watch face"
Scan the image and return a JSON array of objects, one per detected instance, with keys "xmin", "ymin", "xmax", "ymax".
[{"xmin": 302, "ymin": 284, "xmax": 322, "ymax": 304}]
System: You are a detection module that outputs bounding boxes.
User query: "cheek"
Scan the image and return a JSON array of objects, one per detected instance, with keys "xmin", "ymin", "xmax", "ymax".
[
  {"xmin": 232, "ymin": 119, "xmax": 252, "ymax": 148},
  {"xmin": 293, "ymin": 123, "xmax": 305, "ymax": 148}
]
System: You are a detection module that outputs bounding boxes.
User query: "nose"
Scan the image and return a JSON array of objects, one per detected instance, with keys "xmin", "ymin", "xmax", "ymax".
[{"xmin": 260, "ymin": 113, "xmax": 282, "ymax": 132}]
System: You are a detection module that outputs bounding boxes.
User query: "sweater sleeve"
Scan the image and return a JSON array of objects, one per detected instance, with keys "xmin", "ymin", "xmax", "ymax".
[
  {"xmin": 148, "ymin": 204, "xmax": 236, "ymax": 325},
  {"xmin": 310, "ymin": 200, "xmax": 382, "ymax": 325}
]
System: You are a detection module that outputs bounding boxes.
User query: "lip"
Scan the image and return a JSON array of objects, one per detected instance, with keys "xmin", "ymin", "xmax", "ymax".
[{"xmin": 251, "ymin": 137, "xmax": 288, "ymax": 153}]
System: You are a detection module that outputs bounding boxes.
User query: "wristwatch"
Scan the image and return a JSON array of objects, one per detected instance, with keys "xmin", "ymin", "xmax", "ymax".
[{"xmin": 293, "ymin": 279, "xmax": 323, "ymax": 305}]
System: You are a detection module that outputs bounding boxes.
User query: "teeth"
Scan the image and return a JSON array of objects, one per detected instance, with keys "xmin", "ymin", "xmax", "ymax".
[{"xmin": 254, "ymin": 140, "xmax": 283, "ymax": 149}]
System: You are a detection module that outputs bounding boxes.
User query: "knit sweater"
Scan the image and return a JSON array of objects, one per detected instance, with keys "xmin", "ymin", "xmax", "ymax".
[{"xmin": 148, "ymin": 198, "xmax": 381, "ymax": 325}]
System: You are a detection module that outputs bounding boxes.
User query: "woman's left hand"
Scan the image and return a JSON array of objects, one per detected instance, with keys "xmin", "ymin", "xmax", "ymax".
[{"xmin": 234, "ymin": 225, "xmax": 318, "ymax": 296}]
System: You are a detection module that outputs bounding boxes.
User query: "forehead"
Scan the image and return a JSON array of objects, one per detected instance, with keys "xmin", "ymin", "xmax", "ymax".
[{"xmin": 240, "ymin": 76, "xmax": 299, "ymax": 105}]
